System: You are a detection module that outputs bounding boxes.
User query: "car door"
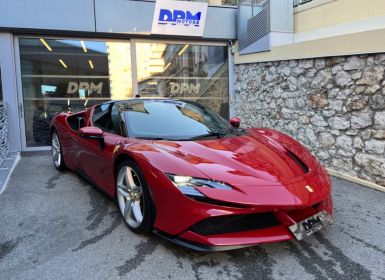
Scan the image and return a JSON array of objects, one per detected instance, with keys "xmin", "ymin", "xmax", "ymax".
[
  {"xmin": 61, "ymin": 112, "xmax": 88, "ymax": 170},
  {"xmin": 77, "ymin": 103, "xmax": 127, "ymax": 194}
]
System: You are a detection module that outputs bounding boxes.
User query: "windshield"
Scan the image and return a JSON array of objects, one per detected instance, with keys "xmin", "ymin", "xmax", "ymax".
[{"xmin": 120, "ymin": 100, "xmax": 240, "ymax": 140}]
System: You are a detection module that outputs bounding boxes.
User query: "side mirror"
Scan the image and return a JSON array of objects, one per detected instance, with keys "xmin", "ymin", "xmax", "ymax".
[
  {"xmin": 230, "ymin": 117, "xmax": 241, "ymax": 128},
  {"xmin": 79, "ymin": 126, "xmax": 104, "ymax": 149}
]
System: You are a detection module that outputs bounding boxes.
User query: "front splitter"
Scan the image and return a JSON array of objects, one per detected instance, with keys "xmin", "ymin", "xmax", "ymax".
[{"xmin": 153, "ymin": 229, "xmax": 262, "ymax": 252}]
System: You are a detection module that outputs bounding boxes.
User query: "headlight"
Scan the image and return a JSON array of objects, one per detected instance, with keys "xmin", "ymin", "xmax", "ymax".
[{"xmin": 167, "ymin": 174, "xmax": 232, "ymax": 199}]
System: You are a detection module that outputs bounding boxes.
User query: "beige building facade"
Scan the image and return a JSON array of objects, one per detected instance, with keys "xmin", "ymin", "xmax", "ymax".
[{"xmin": 236, "ymin": 0, "xmax": 385, "ymax": 63}]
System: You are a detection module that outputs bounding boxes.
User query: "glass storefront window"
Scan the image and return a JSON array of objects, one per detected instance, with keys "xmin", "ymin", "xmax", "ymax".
[
  {"xmin": 19, "ymin": 37, "xmax": 229, "ymax": 148},
  {"xmin": 19, "ymin": 38, "xmax": 132, "ymax": 147},
  {"xmin": 135, "ymin": 42, "xmax": 229, "ymax": 118}
]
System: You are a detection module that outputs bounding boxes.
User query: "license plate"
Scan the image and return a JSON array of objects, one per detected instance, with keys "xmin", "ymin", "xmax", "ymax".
[{"xmin": 289, "ymin": 211, "xmax": 332, "ymax": 241}]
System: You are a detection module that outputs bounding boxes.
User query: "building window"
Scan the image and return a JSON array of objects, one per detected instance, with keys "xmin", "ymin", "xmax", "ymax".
[
  {"xmin": 135, "ymin": 42, "xmax": 229, "ymax": 118},
  {"xmin": 19, "ymin": 38, "xmax": 132, "ymax": 147}
]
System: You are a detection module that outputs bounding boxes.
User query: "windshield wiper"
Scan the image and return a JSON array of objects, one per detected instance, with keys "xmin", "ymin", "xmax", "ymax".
[
  {"xmin": 188, "ymin": 131, "xmax": 227, "ymax": 141},
  {"xmin": 135, "ymin": 136, "xmax": 173, "ymax": 141},
  {"xmin": 135, "ymin": 131, "xmax": 228, "ymax": 141}
]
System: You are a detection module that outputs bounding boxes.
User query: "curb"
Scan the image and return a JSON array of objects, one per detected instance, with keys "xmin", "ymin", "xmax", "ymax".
[{"xmin": 327, "ymin": 168, "xmax": 385, "ymax": 193}]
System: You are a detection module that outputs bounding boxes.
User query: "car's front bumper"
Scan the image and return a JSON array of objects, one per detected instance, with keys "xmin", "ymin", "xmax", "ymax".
[{"xmin": 155, "ymin": 195, "xmax": 333, "ymax": 251}]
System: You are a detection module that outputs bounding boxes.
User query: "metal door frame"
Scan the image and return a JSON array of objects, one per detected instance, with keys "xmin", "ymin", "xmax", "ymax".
[
  {"xmin": 13, "ymin": 36, "xmax": 38, "ymax": 151},
  {"xmin": 0, "ymin": 33, "xmax": 22, "ymax": 153}
]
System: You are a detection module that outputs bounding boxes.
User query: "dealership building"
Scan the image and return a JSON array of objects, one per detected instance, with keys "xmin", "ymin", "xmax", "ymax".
[
  {"xmin": 0, "ymin": 0, "xmax": 238, "ymax": 152},
  {"xmin": 0, "ymin": 0, "xmax": 385, "ymax": 189}
]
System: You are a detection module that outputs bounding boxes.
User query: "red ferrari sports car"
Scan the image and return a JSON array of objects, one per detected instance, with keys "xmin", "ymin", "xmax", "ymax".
[{"xmin": 50, "ymin": 98, "xmax": 333, "ymax": 251}]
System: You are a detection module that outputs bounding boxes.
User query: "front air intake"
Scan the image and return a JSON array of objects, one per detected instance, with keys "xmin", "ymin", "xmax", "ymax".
[{"xmin": 190, "ymin": 213, "xmax": 280, "ymax": 236}]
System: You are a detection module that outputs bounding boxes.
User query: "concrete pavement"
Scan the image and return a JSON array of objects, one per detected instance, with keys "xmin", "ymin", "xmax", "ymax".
[{"xmin": 0, "ymin": 154, "xmax": 384, "ymax": 280}]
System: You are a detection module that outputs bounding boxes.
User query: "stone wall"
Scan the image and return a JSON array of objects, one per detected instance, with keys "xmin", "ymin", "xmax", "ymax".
[
  {"xmin": 0, "ymin": 103, "xmax": 9, "ymax": 167},
  {"xmin": 233, "ymin": 54, "xmax": 385, "ymax": 186}
]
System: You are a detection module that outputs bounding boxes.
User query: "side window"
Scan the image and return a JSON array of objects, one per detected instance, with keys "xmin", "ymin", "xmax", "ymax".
[
  {"xmin": 92, "ymin": 103, "xmax": 126, "ymax": 136},
  {"xmin": 92, "ymin": 103, "xmax": 112, "ymax": 131},
  {"xmin": 111, "ymin": 105, "xmax": 126, "ymax": 136}
]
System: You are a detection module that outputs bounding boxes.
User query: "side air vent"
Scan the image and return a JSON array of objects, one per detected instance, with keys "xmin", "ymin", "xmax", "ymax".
[{"xmin": 286, "ymin": 149, "xmax": 309, "ymax": 174}]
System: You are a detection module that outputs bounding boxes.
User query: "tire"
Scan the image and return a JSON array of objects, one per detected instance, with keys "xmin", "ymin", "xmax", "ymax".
[
  {"xmin": 51, "ymin": 130, "xmax": 66, "ymax": 171},
  {"xmin": 116, "ymin": 159, "xmax": 153, "ymax": 234}
]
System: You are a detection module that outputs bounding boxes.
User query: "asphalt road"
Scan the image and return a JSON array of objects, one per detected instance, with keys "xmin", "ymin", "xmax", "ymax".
[{"xmin": 0, "ymin": 154, "xmax": 384, "ymax": 280}]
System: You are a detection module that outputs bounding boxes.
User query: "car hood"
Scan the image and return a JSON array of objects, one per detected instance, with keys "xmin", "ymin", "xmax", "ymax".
[
  {"xmin": 147, "ymin": 128, "xmax": 318, "ymax": 187},
  {"xmin": 130, "ymin": 128, "xmax": 327, "ymax": 206}
]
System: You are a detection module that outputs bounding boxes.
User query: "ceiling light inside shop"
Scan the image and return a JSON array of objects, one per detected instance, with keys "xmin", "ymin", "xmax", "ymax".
[
  {"xmin": 88, "ymin": 60, "xmax": 94, "ymax": 69},
  {"xmin": 59, "ymin": 59, "xmax": 68, "ymax": 69},
  {"xmin": 81, "ymin": 40, "xmax": 88, "ymax": 53},
  {"xmin": 148, "ymin": 81, "xmax": 157, "ymax": 85},
  {"xmin": 177, "ymin": 44, "xmax": 189, "ymax": 56},
  {"xmin": 40, "ymin": 38, "xmax": 52, "ymax": 52},
  {"xmin": 164, "ymin": 62, "xmax": 171, "ymax": 71}
]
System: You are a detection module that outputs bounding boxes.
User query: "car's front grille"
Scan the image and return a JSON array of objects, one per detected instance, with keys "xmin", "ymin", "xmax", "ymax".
[
  {"xmin": 286, "ymin": 201, "xmax": 324, "ymax": 222},
  {"xmin": 190, "ymin": 212, "xmax": 280, "ymax": 236}
]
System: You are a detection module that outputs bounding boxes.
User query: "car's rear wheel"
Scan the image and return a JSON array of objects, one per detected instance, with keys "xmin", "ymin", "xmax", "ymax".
[
  {"xmin": 116, "ymin": 159, "xmax": 153, "ymax": 234},
  {"xmin": 51, "ymin": 131, "xmax": 66, "ymax": 171}
]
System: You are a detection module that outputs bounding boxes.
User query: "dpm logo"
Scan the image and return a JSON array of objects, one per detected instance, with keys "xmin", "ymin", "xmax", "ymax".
[
  {"xmin": 170, "ymin": 82, "xmax": 200, "ymax": 94},
  {"xmin": 67, "ymin": 82, "xmax": 103, "ymax": 94},
  {"xmin": 158, "ymin": 9, "xmax": 201, "ymax": 27}
]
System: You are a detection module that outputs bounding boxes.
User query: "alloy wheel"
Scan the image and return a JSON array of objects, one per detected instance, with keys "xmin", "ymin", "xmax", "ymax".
[
  {"xmin": 116, "ymin": 166, "xmax": 145, "ymax": 228},
  {"xmin": 51, "ymin": 132, "xmax": 62, "ymax": 168}
]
